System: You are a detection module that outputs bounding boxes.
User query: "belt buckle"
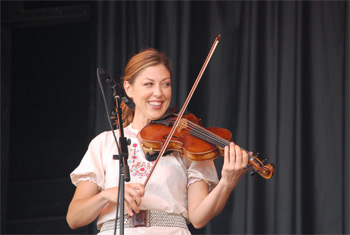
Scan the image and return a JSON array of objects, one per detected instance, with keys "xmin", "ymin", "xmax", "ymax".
[{"xmin": 130, "ymin": 210, "xmax": 150, "ymax": 227}]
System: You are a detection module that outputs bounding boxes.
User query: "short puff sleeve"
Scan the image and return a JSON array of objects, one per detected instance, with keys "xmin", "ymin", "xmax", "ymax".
[
  {"xmin": 70, "ymin": 131, "xmax": 112, "ymax": 190},
  {"xmin": 181, "ymin": 153, "xmax": 219, "ymax": 191}
]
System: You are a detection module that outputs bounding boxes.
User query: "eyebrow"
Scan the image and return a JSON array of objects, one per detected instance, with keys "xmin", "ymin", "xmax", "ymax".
[{"xmin": 143, "ymin": 77, "xmax": 171, "ymax": 82}]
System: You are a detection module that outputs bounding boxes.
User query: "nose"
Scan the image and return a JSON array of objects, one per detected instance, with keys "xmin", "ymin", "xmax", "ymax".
[{"xmin": 153, "ymin": 84, "xmax": 162, "ymax": 97}]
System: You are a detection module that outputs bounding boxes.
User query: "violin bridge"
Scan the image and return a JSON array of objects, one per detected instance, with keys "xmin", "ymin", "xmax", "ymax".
[{"xmin": 177, "ymin": 119, "xmax": 188, "ymax": 133}]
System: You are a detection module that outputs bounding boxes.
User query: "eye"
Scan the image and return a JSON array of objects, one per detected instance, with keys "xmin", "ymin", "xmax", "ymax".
[
  {"xmin": 144, "ymin": 82, "xmax": 153, "ymax": 87},
  {"xmin": 161, "ymin": 81, "xmax": 171, "ymax": 87}
]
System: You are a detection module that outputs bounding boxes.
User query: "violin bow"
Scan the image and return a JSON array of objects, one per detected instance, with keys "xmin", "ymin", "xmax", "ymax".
[{"xmin": 143, "ymin": 35, "xmax": 221, "ymax": 188}]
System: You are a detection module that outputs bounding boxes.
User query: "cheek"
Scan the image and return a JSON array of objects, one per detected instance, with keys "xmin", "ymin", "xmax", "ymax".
[
  {"xmin": 166, "ymin": 88, "xmax": 172, "ymax": 99},
  {"xmin": 135, "ymin": 90, "xmax": 152, "ymax": 103}
]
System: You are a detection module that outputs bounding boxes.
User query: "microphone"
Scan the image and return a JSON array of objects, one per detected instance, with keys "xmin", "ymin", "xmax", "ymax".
[{"xmin": 98, "ymin": 68, "xmax": 135, "ymax": 109}]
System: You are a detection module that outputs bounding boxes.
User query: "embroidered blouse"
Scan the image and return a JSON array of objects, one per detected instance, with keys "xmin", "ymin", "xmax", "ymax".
[{"xmin": 70, "ymin": 124, "xmax": 219, "ymax": 233}]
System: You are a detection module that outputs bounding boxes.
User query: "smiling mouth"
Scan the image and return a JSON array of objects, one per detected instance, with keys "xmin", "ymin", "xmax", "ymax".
[{"xmin": 148, "ymin": 101, "xmax": 162, "ymax": 107}]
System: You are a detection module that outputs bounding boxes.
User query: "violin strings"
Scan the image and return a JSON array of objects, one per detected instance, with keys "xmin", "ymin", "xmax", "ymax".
[
  {"xmin": 176, "ymin": 118, "xmax": 273, "ymax": 177},
  {"xmin": 190, "ymin": 123, "xmax": 228, "ymax": 146},
  {"xmin": 181, "ymin": 120, "xmax": 226, "ymax": 145},
  {"xmin": 183, "ymin": 121, "xmax": 251, "ymax": 154},
  {"xmin": 170, "ymin": 115, "xmax": 218, "ymax": 143},
  {"xmin": 171, "ymin": 114, "xmax": 227, "ymax": 146},
  {"xmin": 177, "ymin": 119, "xmax": 266, "ymax": 172},
  {"xmin": 178, "ymin": 119, "xmax": 230, "ymax": 147},
  {"xmin": 176, "ymin": 117, "xmax": 251, "ymax": 154}
]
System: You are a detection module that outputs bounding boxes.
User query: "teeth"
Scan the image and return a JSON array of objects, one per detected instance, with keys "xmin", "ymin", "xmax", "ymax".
[{"xmin": 149, "ymin": 101, "xmax": 161, "ymax": 106}]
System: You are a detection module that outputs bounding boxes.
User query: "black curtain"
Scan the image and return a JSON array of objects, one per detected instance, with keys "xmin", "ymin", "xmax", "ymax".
[{"xmin": 94, "ymin": 1, "xmax": 348, "ymax": 234}]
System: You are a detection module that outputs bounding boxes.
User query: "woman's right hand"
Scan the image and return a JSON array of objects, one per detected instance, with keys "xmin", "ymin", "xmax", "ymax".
[
  {"xmin": 67, "ymin": 181, "xmax": 145, "ymax": 229},
  {"xmin": 102, "ymin": 183, "xmax": 145, "ymax": 216}
]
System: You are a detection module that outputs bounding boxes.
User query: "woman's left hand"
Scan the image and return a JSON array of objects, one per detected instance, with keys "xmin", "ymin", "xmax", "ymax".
[{"xmin": 221, "ymin": 142, "xmax": 249, "ymax": 190}]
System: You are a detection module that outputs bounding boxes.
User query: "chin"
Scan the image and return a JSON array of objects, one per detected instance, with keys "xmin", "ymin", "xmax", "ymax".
[
  {"xmin": 149, "ymin": 114, "xmax": 162, "ymax": 121},
  {"xmin": 149, "ymin": 112, "xmax": 166, "ymax": 121},
  {"xmin": 146, "ymin": 105, "xmax": 169, "ymax": 120}
]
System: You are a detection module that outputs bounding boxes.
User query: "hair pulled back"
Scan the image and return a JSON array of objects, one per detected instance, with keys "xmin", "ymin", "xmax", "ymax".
[{"xmin": 118, "ymin": 48, "xmax": 172, "ymax": 128}]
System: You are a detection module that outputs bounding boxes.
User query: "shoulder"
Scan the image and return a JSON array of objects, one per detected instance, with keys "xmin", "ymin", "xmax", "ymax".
[
  {"xmin": 92, "ymin": 130, "xmax": 116, "ymax": 142},
  {"xmin": 87, "ymin": 130, "xmax": 119, "ymax": 150},
  {"xmin": 89, "ymin": 125, "xmax": 138, "ymax": 147}
]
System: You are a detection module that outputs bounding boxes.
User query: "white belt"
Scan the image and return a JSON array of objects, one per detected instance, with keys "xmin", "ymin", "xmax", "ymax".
[{"xmin": 100, "ymin": 210, "xmax": 188, "ymax": 232}]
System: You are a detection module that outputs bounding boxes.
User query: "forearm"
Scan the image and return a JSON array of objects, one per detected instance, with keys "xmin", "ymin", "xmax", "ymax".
[
  {"xmin": 67, "ymin": 191, "xmax": 109, "ymax": 229},
  {"xmin": 188, "ymin": 179, "xmax": 237, "ymax": 228},
  {"xmin": 189, "ymin": 142, "xmax": 249, "ymax": 228}
]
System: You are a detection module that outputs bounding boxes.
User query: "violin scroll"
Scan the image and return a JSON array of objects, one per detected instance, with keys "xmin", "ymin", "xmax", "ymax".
[{"xmin": 246, "ymin": 153, "xmax": 274, "ymax": 179}]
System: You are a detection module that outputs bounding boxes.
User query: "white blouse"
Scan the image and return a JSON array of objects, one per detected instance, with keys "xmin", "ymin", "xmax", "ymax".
[{"xmin": 70, "ymin": 124, "xmax": 219, "ymax": 234}]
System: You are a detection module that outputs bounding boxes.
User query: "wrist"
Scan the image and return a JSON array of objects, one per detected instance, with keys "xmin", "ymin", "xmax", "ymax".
[
  {"xmin": 218, "ymin": 178, "xmax": 237, "ymax": 192},
  {"xmin": 99, "ymin": 189, "xmax": 111, "ymax": 205}
]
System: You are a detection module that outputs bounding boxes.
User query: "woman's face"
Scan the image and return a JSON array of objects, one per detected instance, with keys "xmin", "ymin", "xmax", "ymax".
[{"xmin": 124, "ymin": 64, "xmax": 171, "ymax": 128}]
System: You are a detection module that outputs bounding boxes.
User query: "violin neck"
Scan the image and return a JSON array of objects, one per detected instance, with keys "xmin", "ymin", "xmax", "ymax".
[
  {"xmin": 184, "ymin": 118, "xmax": 275, "ymax": 179},
  {"xmin": 187, "ymin": 120, "xmax": 230, "ymax": 149}
]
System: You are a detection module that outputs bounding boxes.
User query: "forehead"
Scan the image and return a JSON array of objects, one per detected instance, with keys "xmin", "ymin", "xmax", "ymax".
[{"xmin": 136, "ymin": 64, "xmax": 171, "ymax": 81}]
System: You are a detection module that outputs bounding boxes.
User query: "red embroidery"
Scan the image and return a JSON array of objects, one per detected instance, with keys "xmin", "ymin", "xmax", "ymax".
[{"xmin": 128, "ymin": 140, "xmax": 155, "ymax": 179}]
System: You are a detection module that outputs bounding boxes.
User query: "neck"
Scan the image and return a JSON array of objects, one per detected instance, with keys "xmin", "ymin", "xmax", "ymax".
[{"xmin": 131, "ymin": 117, "xmax": 150, "ymax": 131}]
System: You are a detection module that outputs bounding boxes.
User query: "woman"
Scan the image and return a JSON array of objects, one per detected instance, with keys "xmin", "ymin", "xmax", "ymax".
[{"xmin": 66, "ymin": 48, "xmax": 249, "ymax": 234}]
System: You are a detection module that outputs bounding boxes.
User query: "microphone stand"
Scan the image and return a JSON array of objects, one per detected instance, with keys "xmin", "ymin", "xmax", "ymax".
[
  {"xmin": 113, "ymin": 92, "xmax": 131, "ymax": 235},
  {"xmin": 96, "ymin": 68, "xmax": 130, "ymax": 235}
]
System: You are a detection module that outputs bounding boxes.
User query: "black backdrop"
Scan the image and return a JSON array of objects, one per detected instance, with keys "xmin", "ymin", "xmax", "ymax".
[{"xmin": 1, "ymin": 1, "xmax": 349, "ymax": 234}]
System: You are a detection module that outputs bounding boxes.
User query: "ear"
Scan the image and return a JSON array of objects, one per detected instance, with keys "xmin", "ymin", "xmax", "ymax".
[{"xmin": 124, "ymin": 81, "xmax": 133, "ymax": 98}]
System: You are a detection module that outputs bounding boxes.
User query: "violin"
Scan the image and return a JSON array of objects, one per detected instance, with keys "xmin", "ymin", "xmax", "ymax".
[{"xmin": 138, "ymin": 112, "xmax": 274, "ymax": 179}]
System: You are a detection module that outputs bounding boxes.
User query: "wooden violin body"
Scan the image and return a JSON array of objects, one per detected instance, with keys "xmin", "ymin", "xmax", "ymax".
[
  {"xmin": 139, "ymin": 113, "xmax": 230, "ymax": 161},
  {"xmin": 138, "ymin": 113, "xmax": 274, "ymax": 179}
]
